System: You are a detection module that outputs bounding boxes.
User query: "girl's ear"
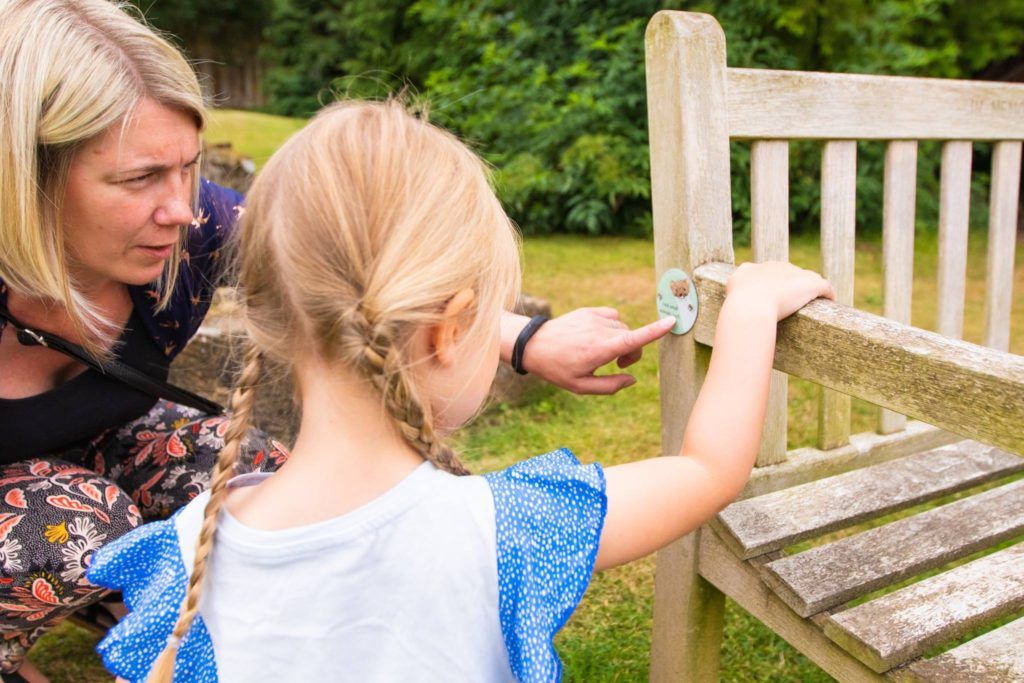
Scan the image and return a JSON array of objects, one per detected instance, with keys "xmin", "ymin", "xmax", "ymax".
[{"xmin": 431, "ymin": 288, "xmax": 476, "ymax": 366}]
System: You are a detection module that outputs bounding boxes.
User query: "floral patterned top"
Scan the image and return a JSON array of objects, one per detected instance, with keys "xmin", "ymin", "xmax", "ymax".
[{"xmin": 0, "ymin": 178, "xmax": 244, "ymax": 362}]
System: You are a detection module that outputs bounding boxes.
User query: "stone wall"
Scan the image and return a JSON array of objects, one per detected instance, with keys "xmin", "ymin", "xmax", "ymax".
[{"xmin": 201, "ymin": 142, "xmax": 256, "ymax": 195}]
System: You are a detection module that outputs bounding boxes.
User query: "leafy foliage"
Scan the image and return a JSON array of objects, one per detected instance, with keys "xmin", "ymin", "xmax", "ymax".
[
  {"xmin": 140, "ymin": 0, "xmax": 1024, "ymax": 237},
  {"xmin": 412, "ymin": 2, "xmax": 666, "ymax": 235}
]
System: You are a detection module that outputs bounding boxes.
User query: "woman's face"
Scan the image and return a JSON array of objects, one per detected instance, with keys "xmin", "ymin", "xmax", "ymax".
[{"xmin": 62, "ymin": 97, "xmax": 201, "ymax": 291}]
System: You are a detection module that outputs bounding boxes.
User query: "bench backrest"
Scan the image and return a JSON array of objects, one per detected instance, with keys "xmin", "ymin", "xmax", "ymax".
[{"xmin": 646, "ymin": 11, "xmax": 1024, "ymax": 494}]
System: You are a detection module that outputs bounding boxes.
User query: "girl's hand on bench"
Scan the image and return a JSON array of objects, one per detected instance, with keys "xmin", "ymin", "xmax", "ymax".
[
  {"xmin": 500, "ymin": 308, "xmax": 675, "ymax": 395},
  {"xmin": 727, "ymin": 261, "xmax": 836, "ymax": 319}
]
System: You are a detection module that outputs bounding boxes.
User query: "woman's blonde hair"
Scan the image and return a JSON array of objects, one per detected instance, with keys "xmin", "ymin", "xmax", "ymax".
[
  {"xmin": 0, "ymin": 0, "xmax": 205, "ymax": 356},
  {"xmin": 147, "ymin": 100, "xmax": 522, "ymax": 681}
]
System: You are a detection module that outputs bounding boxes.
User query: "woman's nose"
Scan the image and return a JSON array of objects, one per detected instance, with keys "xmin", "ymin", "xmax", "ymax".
[{"xmin": 154, "ymin": 183, "xmax": 194, "ymax": 227}]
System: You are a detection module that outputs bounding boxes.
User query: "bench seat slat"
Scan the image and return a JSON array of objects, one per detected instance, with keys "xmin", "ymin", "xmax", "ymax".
[
  {"xmin": 714, "ymin": 440, "xmax": 1023, "ymax": 559},
  {"xmin": 906, "ymin": 616, "xmax": 1024, "ymax": 682},
  {"xmin": 762, "ymin": 478, "xmax": 1024, "ymax": 617},
  {"xmin": 823, "ymin": 543, "xmax": 1024, "ymax": 673}
]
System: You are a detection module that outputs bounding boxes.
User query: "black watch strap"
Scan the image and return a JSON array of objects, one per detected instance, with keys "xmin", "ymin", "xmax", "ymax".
[{"xmin": 510, "ymin": 315, "xmax": 549, "ymax": 375}]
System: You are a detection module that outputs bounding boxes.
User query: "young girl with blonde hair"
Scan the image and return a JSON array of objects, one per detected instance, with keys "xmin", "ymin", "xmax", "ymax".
[{"xmin": 88, "ymin": 100, "xmax": 834, "ymax": 682}]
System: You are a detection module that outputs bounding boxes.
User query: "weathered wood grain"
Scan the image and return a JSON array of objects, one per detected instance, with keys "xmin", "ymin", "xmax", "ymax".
[
  {"xmin": 906, "ymin": 616, "xmax": 1024, "ymax": 682},
  {"xmin": 727, "ymin": 68, "xmax": 1024, "ymax": 140},
  {"xmin": 819, "ymin": 141, "xmax": 857, "ymax": 450},
  {"xmin": 984, "ymin": 140, "xmax": 1021, "ymax": 352},
  {"xmin": 824, "ymin": 542, "xmax": 1024, "ymax": 673},
  {"xmin": 740, "ymin": 422, "xmax": 959, "ymax": 500},
  {"xmin": 647, "ymin": 11, "xmax": 1024, "ymax": 681},
  {"xmin": 936, "ymin": 141, "xmax": 973, "ymax": 340},
  {"xmin": 697, "ymin": 527, "xmax": 886, "ymax": 682},
  {"xmin": 646, "ymin": 10, "xmax": 734, "ymax": 681},
  {"xmin": 879, "ymin": 141, "xmax": 918, "ymax": 435},
  {"xmin": 751, "ymin": 139, "xmax": 790, "ymax": 467},
  {"xmin": 714, "ymin": 441, "xmax": 1023, "ymax": 559},
  {"xmin": 692, "ymin": 262, "xmax": 1024, "ymax": 456},
  {"xmin": 762, "ymin": 477, "xmax": 1024, "ymax": 616}
]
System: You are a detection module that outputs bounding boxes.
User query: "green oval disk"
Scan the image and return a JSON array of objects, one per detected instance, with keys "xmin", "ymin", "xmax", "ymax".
[{"xmin": 656, "ymin": 267, "xmax": 698, "ymax": 335}]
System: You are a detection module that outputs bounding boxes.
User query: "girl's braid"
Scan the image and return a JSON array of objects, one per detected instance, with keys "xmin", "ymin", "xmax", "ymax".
[
  {"xmin": 147, "ymin": 343, "xmax": 264, "ymax": 682},
  {"xmin": 344, "ymin": 307, "xmax": 469, "ymax": 476}
]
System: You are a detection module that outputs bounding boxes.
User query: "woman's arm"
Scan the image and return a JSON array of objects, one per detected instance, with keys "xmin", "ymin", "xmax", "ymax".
[
  {"xmin": 500, "ymin": 308, "xmax": 675, "ymax": 395},
  {"xmin": 594, "ymin": 262, "xmax": 835, "ymax": 571}
]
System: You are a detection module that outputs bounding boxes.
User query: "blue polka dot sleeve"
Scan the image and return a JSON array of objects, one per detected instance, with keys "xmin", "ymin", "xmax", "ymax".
[
  {"xmin": 87, "ymin": 514, "xmax": 218, "ymax": 682},
  {"xmin": 484, "ymin": 448, "xmax": 607, "ymax": 682}
]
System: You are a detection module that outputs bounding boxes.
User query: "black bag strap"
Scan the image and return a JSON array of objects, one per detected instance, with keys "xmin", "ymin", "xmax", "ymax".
[{"xmin": 0, "ymin": 302, "xmax": 224, "ymax": 415}]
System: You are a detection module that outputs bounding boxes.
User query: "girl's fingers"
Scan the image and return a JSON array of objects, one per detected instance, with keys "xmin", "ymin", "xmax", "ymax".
[{"xmin": 817, "ymin": 277, "xmax": 836, "ymax": 301}]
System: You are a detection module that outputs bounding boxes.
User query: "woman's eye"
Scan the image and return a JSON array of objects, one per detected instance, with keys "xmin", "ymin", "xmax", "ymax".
[{"xmin": 121, "ymin": 172, "xmax": 154, "ymax": 185}]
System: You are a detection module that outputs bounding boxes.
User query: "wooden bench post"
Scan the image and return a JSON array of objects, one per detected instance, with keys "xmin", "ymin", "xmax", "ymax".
[{"xmin": 646, "ymin": 11, "xmax": 735, "ymax": 681}]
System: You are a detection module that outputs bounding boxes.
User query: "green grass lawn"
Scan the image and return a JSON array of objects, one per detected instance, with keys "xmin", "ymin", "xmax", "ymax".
[
  {"xmin": 458, "ymin": 231, "xmax": 1024, "ymax": 682},
  {"xmin": 28, "ymin": 110, "xmax": 1024, "ymax": 680},
  {"xmin": 204, "ymin": 109, "xmax": 306, "ymax": 168}
]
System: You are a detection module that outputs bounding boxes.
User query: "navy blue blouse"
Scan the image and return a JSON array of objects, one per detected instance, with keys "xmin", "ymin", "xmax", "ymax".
[{"xmin": 125, "ymin": 178, "xmax": 244, "ymax": 359}]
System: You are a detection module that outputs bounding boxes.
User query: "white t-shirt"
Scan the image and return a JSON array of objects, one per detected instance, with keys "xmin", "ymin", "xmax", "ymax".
[
  {"xmin": 89, "ymin": 448, "xmax": 607, "ymax": 683},
  {"xmin": 185, "ymin": 464, "xmax": 515, "ymax": 681}
]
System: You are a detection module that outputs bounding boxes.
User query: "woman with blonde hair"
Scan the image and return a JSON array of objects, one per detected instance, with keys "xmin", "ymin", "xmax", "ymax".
[{"xmin": 0, "ymin": 2, "xmax": 669, "ymax": 680}]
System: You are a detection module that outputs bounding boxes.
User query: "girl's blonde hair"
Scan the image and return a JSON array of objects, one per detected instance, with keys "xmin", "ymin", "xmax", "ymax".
[
  {"xmin": 148, "ymin": 100, "xmax": 522, "ymax": 681},
  {"xmin": 0, "ymin": 0, "xmax": 205, "ymax": 356}
]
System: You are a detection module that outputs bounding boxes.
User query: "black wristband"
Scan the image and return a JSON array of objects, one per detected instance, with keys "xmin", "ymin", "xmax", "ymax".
[{"xmin": 511, "ymin": 315, "xmax": 549, "ymax": 375}]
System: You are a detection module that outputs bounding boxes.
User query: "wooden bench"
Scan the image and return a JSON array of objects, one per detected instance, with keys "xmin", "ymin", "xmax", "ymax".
[{"xmin": 645, "ymin": 11, "xmax": 1024, "ymax": 681}]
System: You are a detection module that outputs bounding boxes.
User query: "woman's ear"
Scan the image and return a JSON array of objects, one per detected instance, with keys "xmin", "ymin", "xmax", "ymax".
[{"xmin": 431, "ymin": 288, "xmax": 476, "ymax": 366}]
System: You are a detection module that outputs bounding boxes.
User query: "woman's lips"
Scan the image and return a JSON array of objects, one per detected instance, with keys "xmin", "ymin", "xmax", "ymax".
[{"xmin": 136, "ymin": 244, "xmax": 175, "ymax": 259}]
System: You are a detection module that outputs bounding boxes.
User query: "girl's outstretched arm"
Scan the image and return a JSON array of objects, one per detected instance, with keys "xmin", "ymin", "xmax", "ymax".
[{"xmin": 594, "ymin": 262, "xmax": 835, "ymax": 571}]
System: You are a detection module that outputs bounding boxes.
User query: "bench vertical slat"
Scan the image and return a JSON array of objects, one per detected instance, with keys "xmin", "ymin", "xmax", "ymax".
[
  {"xmin": 984, "ymin": 140, "xmax": 1021, "ymax": 352},
  {"xmin": 936, "ymin": 141, "xmax": 973, "ymax": 340},
  {"xmin": 751, "ymin": 140, "xmax": 790, "ymax": 466},
  {"xmin": 878, "ymin": 141, "xmax": 917, "ymax": 435},
  {"xmin": 818, "ymin": 141, "xmax": 857, "ymax": 450},
  {"xmin": 645, "ymin": 11, "xmax": 735, "ymax": 682}
]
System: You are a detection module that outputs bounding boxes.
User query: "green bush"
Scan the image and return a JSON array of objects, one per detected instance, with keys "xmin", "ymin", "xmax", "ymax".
[{"xmin": 143, "ymin": 0, "xmax": 1024, "ymax": 238}]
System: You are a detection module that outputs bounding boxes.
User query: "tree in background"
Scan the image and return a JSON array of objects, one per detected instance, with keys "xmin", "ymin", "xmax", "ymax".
[
  {"xmin": 138, "ymin": 0, "xmax": 1024, "ymax": 238},
  {"xmin": 264, "ymin": 0, "xmax": 679, "ymax": 235},
  {"xmin": 130, "ymin": 0, "xmax": 273, "ymax": 107}
]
